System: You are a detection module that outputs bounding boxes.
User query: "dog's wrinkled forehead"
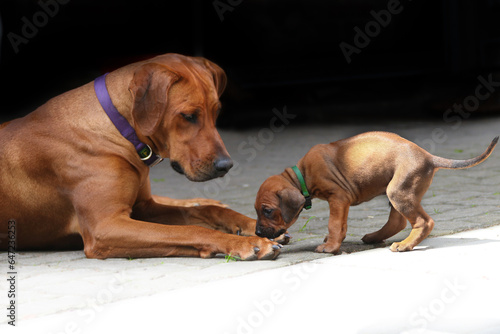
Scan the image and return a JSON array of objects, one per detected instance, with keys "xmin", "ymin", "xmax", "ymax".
[{"xmin": 157, "ymin": 54, "xmax": 226, "ymax": 98}]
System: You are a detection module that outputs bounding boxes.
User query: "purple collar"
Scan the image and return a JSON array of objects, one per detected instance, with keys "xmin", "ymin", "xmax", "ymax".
[{"xmin": 94, "ymin": 73, "xmax": 163, "ymax": 167}]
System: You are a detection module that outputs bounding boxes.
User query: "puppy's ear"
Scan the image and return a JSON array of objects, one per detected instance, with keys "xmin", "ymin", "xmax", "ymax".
[
  {"xmin": 129, "ymin": 63, "xmax": 180, "ymax": 136},
  {"xmin": 196, "ymin": 57, "xmax": 227, "ymax": 97},
  {"xmin": 278, "ymin": 187, "xmax": 305, "ymax": 224}
]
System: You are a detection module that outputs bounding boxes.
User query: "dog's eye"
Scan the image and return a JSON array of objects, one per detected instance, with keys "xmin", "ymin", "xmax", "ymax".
[
  {"xmin": 181, "ymin": 113, "xmax": 198, "ymax": 124},
  {"xmin": 263, "ymin": 208, "xmax": 274, "ymax": 218}
]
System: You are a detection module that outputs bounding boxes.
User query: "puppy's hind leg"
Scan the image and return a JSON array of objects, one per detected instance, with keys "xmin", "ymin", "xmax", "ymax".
[
  {"xmin": 389, "ymin": 205, "xmax": 434, "ymax": 252},
  {"xmin": 385, "ymin": 171, "xmax": 436, "ymax": 252},
  {"xmin": 362, "ymin": 203, "xmax": 407, "ymax": 244}
]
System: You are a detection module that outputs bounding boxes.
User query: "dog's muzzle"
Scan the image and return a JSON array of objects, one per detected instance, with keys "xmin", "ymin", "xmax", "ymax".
[
  {"xmin": 170, "ymin": 161, "xmax": 184, "ymax": 175},
  {"xmin": 213, "ymin": 156, "xmax": 233, "ymax": 177}
]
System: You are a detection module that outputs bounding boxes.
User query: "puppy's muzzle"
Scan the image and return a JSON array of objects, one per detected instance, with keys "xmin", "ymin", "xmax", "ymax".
[{"xmin": 256, "ymin": 221, "xmax": 285, "ymax": 239}]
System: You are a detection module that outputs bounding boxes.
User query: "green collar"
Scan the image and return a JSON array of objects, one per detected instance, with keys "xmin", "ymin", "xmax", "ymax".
[{"xmin": 291, "ymin": 165, "xmax": 312, "ymax": 210}]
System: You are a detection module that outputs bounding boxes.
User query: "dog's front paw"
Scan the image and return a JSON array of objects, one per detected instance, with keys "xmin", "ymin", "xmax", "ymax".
[
  {"xmin": 389, "ymin": 241, "xmax": 413, "ymax": 252},
  {"xmin": 315, "ymin": 242, "xmax": 341, "ymax": 255},
  {"xmin": 233, "ymin": 218, "xmax": 257, "ymax": 236},
  {"xmin": 226, "ymin": 236, "xmax": 283, "ymax": 260},
  {"xmin": 274, "ymin": 231, "xmax": 291, "ymax": 245}
]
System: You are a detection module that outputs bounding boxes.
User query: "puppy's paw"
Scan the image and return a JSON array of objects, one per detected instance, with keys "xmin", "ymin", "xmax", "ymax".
[
  {"xmin": 315, "ymin": 242, "xmax": 341, "ymax": 255},
  {"xmin": 389, "ymin": 241, "xmax": 413, "ymax": 252}
]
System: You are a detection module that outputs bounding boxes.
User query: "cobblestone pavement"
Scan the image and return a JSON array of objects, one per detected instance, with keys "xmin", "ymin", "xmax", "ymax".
[
  {"xmin": 1, "ymin": 115, "xmax": 499, "ymax": 330},
  {"xmin": 149, "ymin": 113, "xmax": 500, "ymax": 256}
]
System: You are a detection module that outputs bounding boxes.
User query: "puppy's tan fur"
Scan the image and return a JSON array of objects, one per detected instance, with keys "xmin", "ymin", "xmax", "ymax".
[{"xmin": 255, "ymin": 131, "xmax": 498, "ymax": 254}]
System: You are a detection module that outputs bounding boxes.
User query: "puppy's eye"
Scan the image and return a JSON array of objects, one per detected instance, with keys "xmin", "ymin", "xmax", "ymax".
[
  {"xmin": 263, "ymin": 208, "xmax": 274, "ymax": 218},
  {"xmin": 181, "ymin": 113, "xmax": 198, "ymax": 124}
]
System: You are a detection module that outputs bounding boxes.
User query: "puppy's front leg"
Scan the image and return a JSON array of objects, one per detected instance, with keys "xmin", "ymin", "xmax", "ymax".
[{"xmin": 315, "ymin": 197, "xmax": 350, "ymax": 255}]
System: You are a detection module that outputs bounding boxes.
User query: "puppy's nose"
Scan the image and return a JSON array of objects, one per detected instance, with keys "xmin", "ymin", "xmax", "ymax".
[
  {"xmin": 213, "ymin": 156, "xmax": 233, "ymax": 174},
  {"xmin": 255, "ymin": 224, "xmax": 263, "ymax": 237}
]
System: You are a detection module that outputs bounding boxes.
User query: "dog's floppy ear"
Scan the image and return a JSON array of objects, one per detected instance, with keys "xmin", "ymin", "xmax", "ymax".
[
  {"xmin": 129, "ymin": 63, "xmax": 180, "ymax": 136},
  {"xmin": 278, "ymin": 187, "xmax": 305, "ymax": 224},
  {"xmin": 196, "ymin": 57, "xmax": 227, "ymax": 97}
]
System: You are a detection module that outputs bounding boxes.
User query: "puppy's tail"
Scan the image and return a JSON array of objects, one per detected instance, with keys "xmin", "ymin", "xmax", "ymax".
[{"xmin": 432, "ymin": 136, "xmax": 498, "ymax": 169}]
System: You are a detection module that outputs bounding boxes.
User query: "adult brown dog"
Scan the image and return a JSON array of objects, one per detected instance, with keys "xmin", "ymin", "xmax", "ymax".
[
  {"xmin": 0, "ymin": 53, "xmax": 282, "ymax": 260},
  {"xmin": 255, "ymin": 131, "xmax": 498, "ymax": 254}
]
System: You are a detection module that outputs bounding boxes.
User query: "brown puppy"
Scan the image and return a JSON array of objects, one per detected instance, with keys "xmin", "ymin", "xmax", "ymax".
[
  {"xmin": 255, "ymin": 131, "xmax": 498, "ymax": 254},
  {"xmin": 0, "ymin": 53, "xmax": 281, "ymax": 260}
]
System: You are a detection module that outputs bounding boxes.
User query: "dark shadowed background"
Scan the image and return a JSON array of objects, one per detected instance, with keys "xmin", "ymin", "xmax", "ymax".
[{"xmin": 1, "ymin": 0, "xmax": 499, "ymax": 127}]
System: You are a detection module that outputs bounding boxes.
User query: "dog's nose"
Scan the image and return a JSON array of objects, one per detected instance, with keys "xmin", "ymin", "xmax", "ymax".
[
  {"xmin": 170, "ymin": 161, "xmax": 184, "ymax": 175},
  {"xmin": 213, "ymin": 156, "xmax": 233, "ymax": 174}
]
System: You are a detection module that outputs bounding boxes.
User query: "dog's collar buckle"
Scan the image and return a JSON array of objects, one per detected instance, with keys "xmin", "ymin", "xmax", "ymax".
[
  {"xmin": 139, "ymin": 145, "xmax": 164, "ymax": 167},
  {"xmin": 304, "ymin": 195, "xmax": 312, "ymax": 211},
  {"xmin": 291, "ymin": 165, "xmax": 312, "ymax": 210},
  {"xmin": 138, "ymin": 145, "xmax": 154, "ymax": 160},
  {"xmin": 148, "ymin": 156, "xmax": 164, "ymax": 168}
]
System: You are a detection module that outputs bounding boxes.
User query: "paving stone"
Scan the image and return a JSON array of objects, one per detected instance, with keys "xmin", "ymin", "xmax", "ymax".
[{"xmin": 1, "ymin": 116, "xmax": 499, "ymax": 326}]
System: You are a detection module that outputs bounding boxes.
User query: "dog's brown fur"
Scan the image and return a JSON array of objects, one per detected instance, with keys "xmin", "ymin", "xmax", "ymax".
[
  {"xmin": 255, "ymin": 131, "xmax": 498, "ymax": 254},
  {"xmin": 0, "ymin": 53, "xmax": 281, "ymax": 260}
]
